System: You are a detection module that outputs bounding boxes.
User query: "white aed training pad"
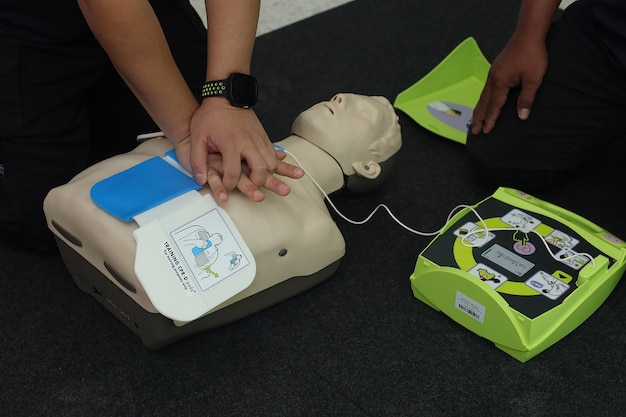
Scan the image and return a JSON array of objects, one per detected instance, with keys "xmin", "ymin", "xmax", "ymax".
[
  {"xmin": 133, "ymin": 191, "xmax": 256, "ymax": 322},
  {"xmin": 90, "ymin": 151, "xmax": 256, "ymax": 322}
]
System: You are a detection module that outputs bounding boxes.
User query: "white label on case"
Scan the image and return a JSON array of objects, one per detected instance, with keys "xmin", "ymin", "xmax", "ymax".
[{"xmin": 455, "ymin": 291, "xmax": 486, "ymax": 323}]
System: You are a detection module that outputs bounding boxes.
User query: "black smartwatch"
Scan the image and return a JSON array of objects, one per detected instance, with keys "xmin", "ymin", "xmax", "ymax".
[{"xmin": 201, "ymin": 73, "xmax": 258, "ymax": 108}]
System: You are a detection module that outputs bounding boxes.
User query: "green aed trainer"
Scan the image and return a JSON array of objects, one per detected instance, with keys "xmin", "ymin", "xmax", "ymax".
[{"xmin": 410, "ymin": 187, "xmax": 626, "ymax": 362}]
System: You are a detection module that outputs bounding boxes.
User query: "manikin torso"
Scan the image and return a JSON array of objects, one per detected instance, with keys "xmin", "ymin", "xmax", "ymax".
[
  {"xmin": 44, "ymin": 93, "xmax": 401, "ymax": 321},
  {"xmin": 44, "ymin": 135, "xmax": 347, "ymax": 319}
]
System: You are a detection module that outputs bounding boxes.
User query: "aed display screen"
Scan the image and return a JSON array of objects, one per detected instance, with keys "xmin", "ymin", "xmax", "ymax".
[{"xmin": 481, "ymin": 244, "xmax": 535, "ymax": 277}]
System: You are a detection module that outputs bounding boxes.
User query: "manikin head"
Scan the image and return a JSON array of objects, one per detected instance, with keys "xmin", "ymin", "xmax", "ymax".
[{"xmin": 291, "ymin": 93, "xmax": 402, "ymax": 193}]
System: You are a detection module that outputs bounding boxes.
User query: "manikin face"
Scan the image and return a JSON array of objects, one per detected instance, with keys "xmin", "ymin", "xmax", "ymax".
[{"xmin": 291, "ymin": 93, "xmax": 401, "ymax": 176}]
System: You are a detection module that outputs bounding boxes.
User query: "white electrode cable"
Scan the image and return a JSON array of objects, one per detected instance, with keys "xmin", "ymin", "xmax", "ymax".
[
  {"xmin": 282, "ymin": 147, "xmax": 595, "ymax": 266},
  {"xmin": 283, "ymin": 148, "xmax": 487, "ymax": 237},
  {"xmin": 461, "ymin": 226, "xmax": 596, "ymax": 266}
]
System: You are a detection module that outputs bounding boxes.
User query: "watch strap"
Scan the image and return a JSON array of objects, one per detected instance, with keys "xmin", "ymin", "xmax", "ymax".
[{"xmin": 201, "ymin": 79, "xmax": 227, "ymax": 99}]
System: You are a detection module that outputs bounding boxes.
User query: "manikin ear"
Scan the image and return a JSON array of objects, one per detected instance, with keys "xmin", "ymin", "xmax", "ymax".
[{"xmin": 352, "ymin": 160, "xmax": 381, "ymax": 179}]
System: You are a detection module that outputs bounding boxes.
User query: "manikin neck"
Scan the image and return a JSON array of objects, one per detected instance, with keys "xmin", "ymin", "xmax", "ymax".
[{"xmin": 275, "ymin": 135, "xmax": 345, "ymax": 195}]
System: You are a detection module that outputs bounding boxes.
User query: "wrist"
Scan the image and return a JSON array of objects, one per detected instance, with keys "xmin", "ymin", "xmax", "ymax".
[
  {"xmin": 512, "ymin": 27, "xmax": 548, "ymax": 44},
  {"xmin": 201, "ymin": 73, "xmax": 258, "ymax": 108},
  {"xmin": 165, "ymin": 130, "xmax": 191, "ymax": 147}
]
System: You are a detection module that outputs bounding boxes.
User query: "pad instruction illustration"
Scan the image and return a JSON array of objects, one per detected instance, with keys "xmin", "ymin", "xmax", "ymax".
[{"xmin": 169, "ymin": 208, "xmax": 251, "ymax": 293}]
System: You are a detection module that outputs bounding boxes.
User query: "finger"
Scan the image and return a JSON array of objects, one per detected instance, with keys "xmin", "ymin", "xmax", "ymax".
[
  {"xmin": 244, "ymin": 151, "xmax": 271, "ymax": 189},
  {"xmin": 206, "ymin": 152, "xmax": 225, "ymax": 173},
  {"xmin": 258, "ymin": 136, "xmax": 279, "ymax": 167},
  {"xmin": 276, "ymin": 149, "xmax": 287, "ymax": 160},
  {"xmin": 230, "ymin": 158, "xmax": 290, "ymax": 198},
  {"xmin": 263, "ymin": 175, "xmax": 291, "ymax": 197},
  {"xmin": 254, "ymin": 138, "xmax": 281, "ymax": 175},
  {"xmin": 189, "ymin": 139, "xmax": 208, "ymax": 186},
  {"xmin": 517, "ymin": 79, "xmax": 542, "ymax": 120},
  {"xmin": 235, "ymin": 174, "xmax": 265, "ymax": 202},
  {"xmin": 220, "ymin": 148, "xmax": 243, "ymax": 191},
  {"xmin": 206, "ymin": 167, "xmax": 229, "ymax": 203},
  {"xmin": 275, "ymin": 160, "xmax": 304, "ymax": 180},
  {"xmin": 482, "ymin": 84, "xmax": 510, "ymax": 134},
  {"xmin": 470, "ymin": 83, "xmax": 492, "ymax": 135}
]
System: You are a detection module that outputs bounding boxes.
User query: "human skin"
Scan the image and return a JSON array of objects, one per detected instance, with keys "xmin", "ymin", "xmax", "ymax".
[
  {"xmin": 77, "ymin": 0, "xmax": 303, "ymax": 203},
  {"xmin": 470, "ymin": 0, "xmax": 561, "ymax": 135}
]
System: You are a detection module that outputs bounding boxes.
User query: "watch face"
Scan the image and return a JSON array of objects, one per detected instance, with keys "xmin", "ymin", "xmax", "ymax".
[{"xmin": 230, "ymin": 73, "xmax": 258, "ymax": 107}]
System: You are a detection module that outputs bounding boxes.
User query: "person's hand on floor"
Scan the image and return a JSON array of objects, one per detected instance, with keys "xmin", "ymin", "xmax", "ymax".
[{"xmin": 470, "ymin": 32, "xmax": 548, "ymax": 135}]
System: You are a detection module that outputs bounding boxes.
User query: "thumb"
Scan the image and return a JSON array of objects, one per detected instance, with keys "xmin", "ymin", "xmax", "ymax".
[{"xmin": 190, "ymin": 142, "xmax": 208, "ymax": 186}]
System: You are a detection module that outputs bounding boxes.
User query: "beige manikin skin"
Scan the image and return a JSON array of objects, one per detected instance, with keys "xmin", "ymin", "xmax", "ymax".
[{"xmin": 44, "ymin": 93, "xmax": 402, "ymax": 324}]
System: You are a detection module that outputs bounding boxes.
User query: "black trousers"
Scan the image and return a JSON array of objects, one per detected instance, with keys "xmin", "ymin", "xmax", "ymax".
[
  {"xmin": 466, "ymin": 17, "xmax": 626, "ymax": 190},
  {"xmin": 0, "ymin": 0, "xmax": 207, "ymax": 250}
]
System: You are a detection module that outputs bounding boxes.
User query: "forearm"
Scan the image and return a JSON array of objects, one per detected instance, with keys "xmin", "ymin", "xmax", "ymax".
[
  {"xmin": 514, "ymin": 0, "xmax": 562, "ymax": 42},
  {"xmin": 203, "ymin": 0, "xmax": 260, "ymax": 80},
  {"xmin": 78, "ymin": 0, "xmax": 198, "ymax": 144}
]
